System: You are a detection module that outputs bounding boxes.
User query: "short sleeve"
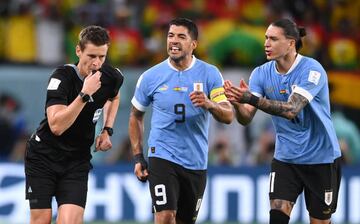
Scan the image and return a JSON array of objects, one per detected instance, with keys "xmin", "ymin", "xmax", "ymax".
[
  {"xmin": 46, "ymin": 67, "xmax": 70, "ymax": 108},
  {"xmin": 208, "ymin": 67, "xmax": 227, "ymax": 103},
  {"xmin": 292, "ymin": 69, "xmax": 326, "ymax": 102},
  {"xmin": 131, "ymin": 73, "xmax": 151, "ymax": 111},
  {"xmin": 249, "ymin": 67, "xmax": 264, "ymax": 97}
]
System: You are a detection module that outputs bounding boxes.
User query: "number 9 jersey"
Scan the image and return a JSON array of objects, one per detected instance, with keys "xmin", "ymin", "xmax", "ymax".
[{"xmin": 131, "ymin": 56, "xmax": 227, "ymax": 170}]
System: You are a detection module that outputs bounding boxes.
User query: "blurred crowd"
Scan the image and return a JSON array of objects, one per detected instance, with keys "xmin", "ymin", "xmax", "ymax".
[
  {"xmin": 0, "ymin": 0, "xmax": 359, "ymax": 70},
  {"xmin": 1, "ymin": 0, "xmax": 360, "ymax": 166}
]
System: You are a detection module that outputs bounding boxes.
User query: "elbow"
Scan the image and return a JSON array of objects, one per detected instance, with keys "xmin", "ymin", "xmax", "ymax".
[{"xmin": 49, "ymin": 125, "xmax": 64, "ymax": 136}]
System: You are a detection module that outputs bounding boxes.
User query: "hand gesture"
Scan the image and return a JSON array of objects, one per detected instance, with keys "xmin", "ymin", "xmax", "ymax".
[
  {"xmin": 189, "ymin": 91, "xmax": 213, "ymax": 110},
  {"xmin": 81, "ymin": 71, "xmax": 101, "ymax": 95},
  {"xmin": 224, "ymin": 79, "xmax": 249, "ymax": 104}
]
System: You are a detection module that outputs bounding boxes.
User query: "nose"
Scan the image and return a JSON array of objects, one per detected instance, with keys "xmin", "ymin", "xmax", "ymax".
[{"xmin": 92, "ymin": 57, "xmax": 102, "ymax": 68}]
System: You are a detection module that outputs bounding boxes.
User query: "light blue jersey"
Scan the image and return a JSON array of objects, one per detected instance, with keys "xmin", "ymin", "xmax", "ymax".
[
  {"xmin": 249, "ymin": 54, "xmax": 341, "ymax": 164},
  {"xmin": 132, "ymin": 56, "xmax": 227, "ymax": 170}
]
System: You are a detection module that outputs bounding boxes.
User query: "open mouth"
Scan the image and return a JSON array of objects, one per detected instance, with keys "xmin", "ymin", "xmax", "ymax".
[{"xmin": 169, "ymin": 46, "xmax": 181, "ymax": 53}]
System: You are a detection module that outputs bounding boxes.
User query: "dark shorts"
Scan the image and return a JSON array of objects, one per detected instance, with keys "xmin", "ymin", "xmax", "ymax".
[
  {"xmin": 269, "ymin": 158, "xmax": 342, "ymax": 220},
  {"xmin": 148, "ymin": 157, "xmax": 207, "ymax": 224},
  {"xmin": 25, "ymin": 138, "xmax": 92, "ymax": 209}
]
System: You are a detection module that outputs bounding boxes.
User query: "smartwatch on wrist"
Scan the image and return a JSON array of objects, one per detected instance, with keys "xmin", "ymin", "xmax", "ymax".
[
  {"xmin": 102, "ymin": 127, "xmax": 113, "ymax": 136},
  {"xmin": 79, "ymin": 92, "xmax": 93, "ymax": 103}
]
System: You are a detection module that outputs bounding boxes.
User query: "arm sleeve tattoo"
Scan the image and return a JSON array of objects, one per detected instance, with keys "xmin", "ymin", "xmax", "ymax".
[{"xmin": 255, "ymin": 93, "xmax": 309, "ymax": 120}]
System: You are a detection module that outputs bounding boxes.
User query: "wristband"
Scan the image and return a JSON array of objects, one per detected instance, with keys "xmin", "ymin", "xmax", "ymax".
[
  {"xmin": 248, "ymin": 94, "xmax": 259, "ymax": 107},
  {"xmin": 133, "ymin": 153, "xmax": 148, "ymax": 170}
]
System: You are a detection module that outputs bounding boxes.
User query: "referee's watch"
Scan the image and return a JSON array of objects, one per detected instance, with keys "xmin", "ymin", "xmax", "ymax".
[
  {"xmin": 102, "ymin": 127, "xmax": 113, "ymax": 136},
  {"xmin": 79, "ymin": 92, "xmax": 93, "ymax": 103}
]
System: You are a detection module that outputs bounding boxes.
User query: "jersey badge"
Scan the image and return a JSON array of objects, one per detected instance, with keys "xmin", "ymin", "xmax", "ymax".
[
  {"xmin": 193, "ymin": 82, "xmax": 203, "ymax": 92},
  {"xmin": 279, "ymin": 89, "xmax": 287, "ymax": 94},
  {"xmin": 47, "ymin": 78, "xmax": 61, "ymax": 90},
  {"xmin": 308, "ymin": 70, "xmax": 321, "ymax": 85}
]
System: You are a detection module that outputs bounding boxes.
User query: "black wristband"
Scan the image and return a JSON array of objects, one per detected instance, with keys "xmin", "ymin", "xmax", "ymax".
[
  {"xmin": 133, "ymin": 153, "xmax": 148, "ymax": 169},
  {"xmin": 248, "ymin": 94, "xmax": 260, "ymax": 107}
]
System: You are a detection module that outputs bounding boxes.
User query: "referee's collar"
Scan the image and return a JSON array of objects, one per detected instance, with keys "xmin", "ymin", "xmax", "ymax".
[
  {"xmin": 65, "ymin": 64, "xmax": 84, "ymax": 81},
  {"xmin": 167, "ymin": 55, "xmax": 196, "ymax": 72}
]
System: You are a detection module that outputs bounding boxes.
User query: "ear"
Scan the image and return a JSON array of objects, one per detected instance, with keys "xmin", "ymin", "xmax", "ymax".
[
  {"xmin": 289, "ymin": 39, "xmax": 296, "ymax": 48},
  {"xmin": 75, "ymin": 45, "xmax": 81, "ymax": 57},
  {"xmin": 192, "ymin": 40, "xmax": 198, "ymax": 50}
]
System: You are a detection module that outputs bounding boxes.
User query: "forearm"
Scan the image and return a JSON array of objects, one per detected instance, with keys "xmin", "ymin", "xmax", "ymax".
[
  {"xmin": 128, "ymin": 108, "xmax": 144, "ymax": 155},
  {"xmin": 208, "ymin": 101, "xmax": 233, "ymax": 124},
  {"xmin": 243, "ymin": 92, "xmax": 308, "ymax": 120},
  {"xmin": 103, "ymin": 94, "xmax": 120, "ymax": 127},
  {"xmin": 233, "ymin": 103, "xmax": 256, "ymax": 125},
  {"xmin": 47, "ymin": 96, "xmax": 86, "ymax": 135}
]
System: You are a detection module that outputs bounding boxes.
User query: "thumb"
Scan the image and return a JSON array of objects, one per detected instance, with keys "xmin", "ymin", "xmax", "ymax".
[{"xmin": 240, "ymin": 79, "xmax": 248, "ymax": 88}]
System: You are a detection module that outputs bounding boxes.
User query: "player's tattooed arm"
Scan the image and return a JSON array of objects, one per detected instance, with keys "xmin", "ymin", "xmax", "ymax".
[{"xmin": 252, "ymin": 92, "xmax": 309, "ymax": 120}]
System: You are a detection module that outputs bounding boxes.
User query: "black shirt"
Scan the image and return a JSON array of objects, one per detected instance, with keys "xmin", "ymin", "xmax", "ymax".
[{"xmin": 35, "ymin": 64, "xmax": 123, "ymax": 159}]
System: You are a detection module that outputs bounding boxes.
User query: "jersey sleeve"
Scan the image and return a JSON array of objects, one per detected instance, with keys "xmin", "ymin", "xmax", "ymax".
[
  {"xmin": 45, "ymin": 67, "xmax": 70, "ymax": 108},
  {"xmin": 292, "ymin": 69, "xmax": 326, "ymax": 102},
  {"xmin": 249, "ymin": 66, "xmax": 264, "ymax": 97},
  {"xmin": 208, "ymin": 67, "xmax": 227, "ymax": 103},
  {"xmin": 131, "ymin": 72, "xmax": 151, "ymax": 112}
]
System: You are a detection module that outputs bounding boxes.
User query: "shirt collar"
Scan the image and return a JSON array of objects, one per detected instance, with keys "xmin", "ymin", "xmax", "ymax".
[
  {"xmin": 65, "ymin": 64, "xmax": 84, "ymax": 81},
  {"xmin": 275, "ymin": 54, "xmax": 303, "ymax": 75},
  {"xmin": 167, "ymin": 55, "xmax": 196, "ymax": 71}
]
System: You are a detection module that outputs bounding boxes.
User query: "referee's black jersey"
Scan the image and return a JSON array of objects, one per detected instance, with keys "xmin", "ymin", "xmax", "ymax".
[{"xmin": 35, "ymin": 64, "xmax": 123, "ymax": 158}]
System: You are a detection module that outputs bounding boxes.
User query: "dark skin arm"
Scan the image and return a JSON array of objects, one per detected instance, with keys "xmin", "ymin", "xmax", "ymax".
[{"xmin": 128, "ymin": 106, "xmax": 148, "ymax": 181}]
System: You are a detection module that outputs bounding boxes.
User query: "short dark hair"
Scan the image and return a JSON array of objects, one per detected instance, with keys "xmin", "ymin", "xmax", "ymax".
[
  {"xmin": 78, "ymin": 25, "xmax": 110, "ymax": 51},
  {"xmin": 168, "ymin": 18, "xmax": 198, "ymax": 40},
  {"xmin": 272, "ymin": 18, "xmax": 306, "ymax": 51}
]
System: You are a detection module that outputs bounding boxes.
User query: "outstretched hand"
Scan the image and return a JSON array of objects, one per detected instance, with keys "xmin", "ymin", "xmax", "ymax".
[{"xmin": 224, "ymin": 79, "xmax": 249, "ymax": 104}]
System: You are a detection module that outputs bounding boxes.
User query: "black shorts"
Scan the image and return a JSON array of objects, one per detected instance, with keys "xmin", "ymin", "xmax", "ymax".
[
  {"xmin": 269, "ymin": 158, "xmax": 342, "ymax": 220},
  {"xmin": 25, "ymin": 138, "xmax": 92, "ymax": 209},
  {"xmin": 148, "ymin": 157, "xmax": 207, "ymax": 224}
]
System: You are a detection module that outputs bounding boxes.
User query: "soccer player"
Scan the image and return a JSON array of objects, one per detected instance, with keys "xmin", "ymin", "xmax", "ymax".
[
  {"xmin": 128, "ymin": 18, "xmax": 233, "ymax": 224},
  {"xmin": 24, "ymin": 25, "xmax": 123, "ymax": 224},
  {"xmin": 224, "ymin": 18, "xmax": 341, "ymax": 224}
]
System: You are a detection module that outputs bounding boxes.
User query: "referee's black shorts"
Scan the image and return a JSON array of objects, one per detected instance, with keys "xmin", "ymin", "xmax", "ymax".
[
  {"xmin": 148, "ymin": 157, "xmax": 207, "ymax": 224},
  {"xmin": 269, "ymin": 157, "xmax": 342, "ymax": 220},
  {"xmin": 25, "ymin": 137, "xmax": 92, "ymax": 209}
]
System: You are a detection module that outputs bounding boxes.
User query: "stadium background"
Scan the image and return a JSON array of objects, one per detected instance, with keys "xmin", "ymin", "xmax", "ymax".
[{"xmin": 0, "ymin": 0, "xmax": 359, "ymax": 223}]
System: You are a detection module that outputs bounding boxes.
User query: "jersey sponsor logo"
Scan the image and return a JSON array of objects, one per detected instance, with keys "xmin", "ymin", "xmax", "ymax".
[
  {"xmin": 324, "ymin": 190, "xmax": 333, "ymax": 206},
  {"xmin": 158, "ymin": 84, "xmax": 168, "ymax": 91},
  {"xmin": 47, "ymin": 78, "xmax": 61, "ymax": 90},
  {"xmin": 193, "ymin": 82, "xmax": 203, "ymax": 92},
  {"xmin": 92, "ymin": 108, "xmax": 103, "ymax": 123},
  {"xmin": 308, "ymin": 70, "xmax": 321, "ymax": 85}
]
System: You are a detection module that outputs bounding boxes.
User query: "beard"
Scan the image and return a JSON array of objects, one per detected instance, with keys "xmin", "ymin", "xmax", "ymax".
[{"xmin": 169, "ymin": 54, "xmax": 185, "ymax": 64}]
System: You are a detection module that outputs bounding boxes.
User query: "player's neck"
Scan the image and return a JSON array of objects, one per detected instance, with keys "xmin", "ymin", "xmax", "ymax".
[
  {"xmin": 170, "ymin": 55, "xmax": 193, "ymax": 71},
  {"xmin": 275, "ymin": 52, "xmax": 298, "ymax": 74}
]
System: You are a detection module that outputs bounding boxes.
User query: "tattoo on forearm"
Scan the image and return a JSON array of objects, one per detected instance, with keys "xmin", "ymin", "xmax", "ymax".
[{"xmin": 256, "ymin": 93, "xmax": 308, "ymax": 120}]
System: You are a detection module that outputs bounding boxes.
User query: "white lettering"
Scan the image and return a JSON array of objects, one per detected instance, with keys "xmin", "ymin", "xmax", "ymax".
[{"xmin": 211, "ymin": 175, "xmax": 254, "ymax": 223}]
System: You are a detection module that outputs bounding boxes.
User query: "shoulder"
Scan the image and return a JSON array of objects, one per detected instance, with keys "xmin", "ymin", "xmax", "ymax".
[
  {"xmin": 300, "ymin": 55, "xmax": 325, "ymax": 71},
  {"xmin": 49, "ymin": 64, "xmax": 75, "ymax": 82}
]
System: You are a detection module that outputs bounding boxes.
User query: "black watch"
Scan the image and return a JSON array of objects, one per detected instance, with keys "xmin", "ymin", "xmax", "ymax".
[
  {"xmin": 79, "ymin": 92, "xmax": 92, "ymax": 103},
  {"xmin": 102, "ymin": 127, "xmax": 113, "ymax": 136}
]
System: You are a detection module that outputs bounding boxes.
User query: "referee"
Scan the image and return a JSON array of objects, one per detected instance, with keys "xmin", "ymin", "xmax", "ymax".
[{"xmin": 24, "ymin": 25, "xmax": 123, "ymax": 224}]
